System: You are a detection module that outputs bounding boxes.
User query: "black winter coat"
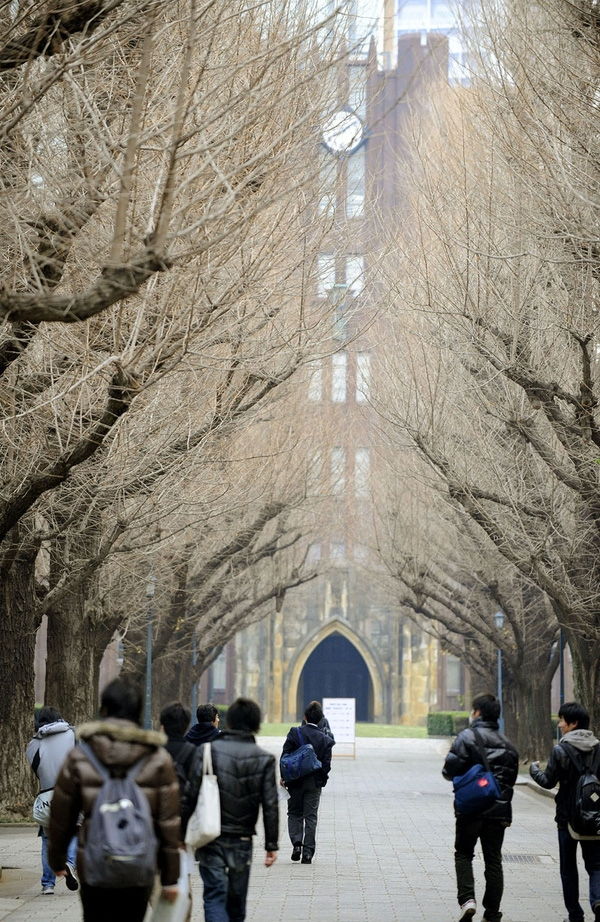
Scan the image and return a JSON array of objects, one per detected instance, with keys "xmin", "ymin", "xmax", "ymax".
[
  {"xmin": 442, "ymin": 719, "xmax": 519, "ymax": 822},
  {"xmin": 185, "ymin": 722, "xmax": 221, "ymax": 746},
  {"xmin": 282, "ymin": 723, "xmax": 334, "ymax": 789},
  {"xmin": 181, "ymin": 730, "xmax": 278, "ymax": 852},
  {"xmin": 530, "ymin": 741, "xmax": 600, "ymax": 828}
]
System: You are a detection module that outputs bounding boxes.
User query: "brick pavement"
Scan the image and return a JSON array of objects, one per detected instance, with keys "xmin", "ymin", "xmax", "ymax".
[{"xmin": 0, "ymin": 737, "xmax": 579, "ymax": 922}]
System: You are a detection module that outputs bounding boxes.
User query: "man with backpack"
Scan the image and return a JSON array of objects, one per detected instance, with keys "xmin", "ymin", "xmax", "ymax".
[
  {"xmin": 47, "ymin": 677, "xmax": 181, "ymax": 922},
  {"xmin": 281, "ymin": 700, "xmax": 334, "ymax": 865},
  {"xmin": 442, "ymin": 693, "xmax": 519, "ymax": 922},
  {"xmin": 26, "ymin": 706, "xmax": 78, "ymax": 896},
  {"xmin": 530, "ymin": 700, "xmax": 600, "ymax": 922}
]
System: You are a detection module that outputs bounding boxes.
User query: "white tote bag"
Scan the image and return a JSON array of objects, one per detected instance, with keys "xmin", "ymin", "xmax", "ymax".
[
  {"xmin": 184, "ymin": 744, "xmax": 221, "ymax": 850},
  {"xmin": 32, "ymin": 789, "xmax": 54, "ymax": 826},
  {"xmin": 150, "ymin": 850, "xmax": 192, "ymax": 922}
]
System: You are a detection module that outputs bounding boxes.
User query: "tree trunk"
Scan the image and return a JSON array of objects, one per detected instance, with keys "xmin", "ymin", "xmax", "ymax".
[
  {"xmin": 0, "ymin": 543, "xmax": 39, "ymax": 814},
  {"xmin": 45, "ymin": 588, "xmax": 106, "ymax": 724},
  {"xmin": 569, "ymin": 631, "xmax": 600, "ymax": 730},
  {"xmin": 511, "ymin": 672, "xmax": 554, "ymax": 761}
]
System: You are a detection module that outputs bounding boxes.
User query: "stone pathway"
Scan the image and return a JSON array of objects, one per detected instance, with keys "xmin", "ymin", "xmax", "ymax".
[{"xmin": 0, "ymin": 737, "xmax": 576, "ymax": 921}]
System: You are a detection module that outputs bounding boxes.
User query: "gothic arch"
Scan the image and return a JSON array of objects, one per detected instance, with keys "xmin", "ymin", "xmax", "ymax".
[{"xmin": 285, "ymin": 619, "xmax": 385, "ymax": 721}]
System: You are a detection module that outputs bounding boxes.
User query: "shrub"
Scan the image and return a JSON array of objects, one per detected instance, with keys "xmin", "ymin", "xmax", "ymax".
[{"xmin": 427, "ymin": 711, "xmax": 470, "ymax": 736}]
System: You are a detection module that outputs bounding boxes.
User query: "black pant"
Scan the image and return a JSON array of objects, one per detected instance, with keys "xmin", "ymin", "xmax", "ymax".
[
  {"xmin": 287, "ymin": 774, "xmax": 321, "ymax": 855},
  {"xmin": 557, "ymin": 826, "xmax": 600, "ymax": 921},
  {"xmin": 455, "ymin": 815, "xmax": 507, "ymax": 921},
  {"xmin": 80, "ymin": 883, "xmax": 152, "ymax": 922}
]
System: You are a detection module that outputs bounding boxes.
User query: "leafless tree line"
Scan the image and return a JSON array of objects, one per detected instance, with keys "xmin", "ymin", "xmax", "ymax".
[
  {"xmin": 370, "ymin": 0, "xmax": 600, "ymax": 753},
  {"xmin": 0, "ymin": 0, "xmax": 350, "ymax": 813}
]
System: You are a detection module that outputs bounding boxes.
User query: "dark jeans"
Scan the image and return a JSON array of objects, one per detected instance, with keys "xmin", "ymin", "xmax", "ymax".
[
  {"xmin": 558, "ymin": 826, "xmax": 600, "ymax": 921},
  {"xmin": 198, "ymin": 835, "xmax": 253, "ymax": 922},
  {"xmin": 80, "ymin": 883, "xmax": 152, "ymax": 922},
  {"xmin": 287, "ymin": 774, "xmax": 321, "ymax": 855},
  {"xmin": 455, "ymin": 814, "xmax": 507, "ymax": 922}
]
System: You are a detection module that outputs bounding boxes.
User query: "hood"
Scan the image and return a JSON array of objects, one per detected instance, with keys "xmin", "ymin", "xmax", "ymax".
[
  {"xmin": 77, "ymin": 718, "xmax": 167, "ymax": 771},
  {"xmin": 35, "ymin": 720, "xmax": 73, "ymax": 739},
  {"xmin": 185, "ymin": 722, "xmax": 220, "ymax": 745},
  {"xmin": 561, "ymin": 729, "xmax": 600, "ymax": 752}
]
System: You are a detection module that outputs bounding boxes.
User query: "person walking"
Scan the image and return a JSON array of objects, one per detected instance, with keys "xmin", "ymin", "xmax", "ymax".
[
  {"xmin": 281, "ymin": 700, "xmax": 334, "ymax": 865},
  {"xmin": 442, "ymin": 692, "xmax": 519, "ymax": 922},
  {"xmin": 47, "ymin": 677, "xmax": 181, "ymax": 922},
  {"xmin": 26, "ymin": 706, "xmax": 78, "ymax": 896},
  {"xmin": 160, "ymin": 701, "xmax": 197, "ymax": 797},
  {"xmin": 181, "ymin": 697, "xmax": 278, "ymax": 922},
  {"xmin": 185, "ymin": 703, "xmax": 221, "ymax": 746},
  {"xmin": 530, "ymin": 700, "xmax": 600, "ymax": 922}
]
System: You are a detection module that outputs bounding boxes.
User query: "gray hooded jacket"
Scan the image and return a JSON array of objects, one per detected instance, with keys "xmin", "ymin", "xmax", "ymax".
[
  {"xmin": 530, "ymin": 728, "xmax": 600, "ymax": 827},
  {"xmin": 26, "ymin": 720, "xmax": 76, "ymax": 791}
]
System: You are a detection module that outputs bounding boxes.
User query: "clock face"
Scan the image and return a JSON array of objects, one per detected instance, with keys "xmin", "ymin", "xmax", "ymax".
[{"xmin": 322, "ymin": 109, "xmax": 364, "ymax": 155}]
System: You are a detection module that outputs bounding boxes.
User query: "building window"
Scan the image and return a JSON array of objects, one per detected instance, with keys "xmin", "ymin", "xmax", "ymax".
[
  {"xmin": 307, "ymin": 450, "xmax": 322, "ymax": 494},
  {"xmin": 308, "ymin": 360, "xmax": 323, "ymax": 401},
  {"xmin": 332, "ymin": 352, "xmax": 347, "ymax": 402},
  {"xmin": 319, "ymin": 153, "xmax": 337, "ymax": 216},
  {"xmin": 356, "ymin": 352, "xmax": 371, "ymax": 402},
  {"xmin": 346, "ymin": 146, "xmax": 365, "ymax": 218},
  {"xmin": 354, "ymin": 543, "xmax": 368, "ymax": 562},
  {"xmin": 317, "ymin": 254, "xmax": 335, "ymax": 298},
  {"xmin": 211, "ymin": 649, "xmax": 227, "ymax": 691},
  {"xmin": 355, "ymin": 447, "xmax": 370, "ymax": 497},
  {"xmin": 307, "ymin": 543, "xmax": 321, "ymax": 564},
  {"xmin": 348, "ymin": 64, "xmax": 367, "ymax": 120},
  {"xmin": 331, "ymin": 541, "xmax": 345, "ymax": 560},
  {"xmin": 446, "ymin": 654, "xmax": 462, "ymax": 695},
  {"xmin": 331, "ymin": 447, "xmax": 346, "ymax": 494},
  {"xmin": 346, "ymin": 255, "xmax": 364, "ymax": 295}
]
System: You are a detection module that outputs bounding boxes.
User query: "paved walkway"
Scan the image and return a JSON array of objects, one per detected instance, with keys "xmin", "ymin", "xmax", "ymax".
[{"xmin": 0, "ymin": 737, "xmax": 576, "ymax": 921}]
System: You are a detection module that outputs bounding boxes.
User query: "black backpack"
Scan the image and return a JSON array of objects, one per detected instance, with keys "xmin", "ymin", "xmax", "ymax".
[{"xmin": 562, "ymin": 743, "xmax": 600, "ymax": 839}]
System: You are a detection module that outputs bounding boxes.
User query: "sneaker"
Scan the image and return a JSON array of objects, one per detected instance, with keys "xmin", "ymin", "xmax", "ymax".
[
  {"xmin": 291, "ymin": 844, "xmax": 302, "ymax": 862},
  {"xmin": 65, "ymin": 862, "xmax": 79, "ymax": 892},
  {"xmin": 458, "ymin": 901, "xmax": 476, "ymax": 922},
  {"xmin": 41, "ymin": 886, "xmax": 54, "ymax": 895},
  {"xmin": 301, "ymin": 854, "xmax": 312, "ymax": 864}
]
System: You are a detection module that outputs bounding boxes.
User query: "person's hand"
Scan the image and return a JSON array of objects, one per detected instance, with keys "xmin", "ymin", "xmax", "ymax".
[
  {"xmin": 160, "ymin": 886, "xmax": 179, "ymax": 903},
  {"xmin": 55, "ymin": 870, "xmax": 67, "ymax": 878},
  {"xmin": 530, "ymin": 760, "xmax": 540, "ymax": 771},
  {"xmin": 264, "ymin": 851, "xmax": 277, "ymax": 867},
  {"xmin": 279, "ymin": 779, "xmax": 287, "ymax": 788}
]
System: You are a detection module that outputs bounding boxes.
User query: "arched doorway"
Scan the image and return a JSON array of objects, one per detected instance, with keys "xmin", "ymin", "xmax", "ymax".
[{"xmin": 296, "ymin": 632, "xmax": 373, "ymax": 721}]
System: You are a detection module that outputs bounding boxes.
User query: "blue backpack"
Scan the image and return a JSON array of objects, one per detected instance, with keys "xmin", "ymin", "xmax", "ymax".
[
  {"xmin": 452, "ymin": 729, "xmax": 501, "ymax": 814},
  {"xmin": 280, "ymin": 727, "xmax": 322, "ymax": 783}
]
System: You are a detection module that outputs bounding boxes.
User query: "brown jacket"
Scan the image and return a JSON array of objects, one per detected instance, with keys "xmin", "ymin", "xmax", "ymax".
[{"xmin": 48, "ymin": 719, "xmax": 180, "ymax": 887}]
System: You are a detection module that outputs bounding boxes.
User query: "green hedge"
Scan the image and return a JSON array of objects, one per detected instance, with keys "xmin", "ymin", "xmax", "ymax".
[{"xmin": 427, "ymin": 711, "xmax": 470, "ymax": 736}]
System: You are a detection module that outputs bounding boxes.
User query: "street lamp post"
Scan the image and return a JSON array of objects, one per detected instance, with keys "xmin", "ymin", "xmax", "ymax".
[
  {"xmin": 191, "ymin": 629, "xmax": 198, "ymax": 717},
  {"xmin": 494, "ymin": 610, "xmax": 505, "ymax": 732},
  {"xmin": 144, "ymin": 573, "xmax": 156, "ymax": 730}
]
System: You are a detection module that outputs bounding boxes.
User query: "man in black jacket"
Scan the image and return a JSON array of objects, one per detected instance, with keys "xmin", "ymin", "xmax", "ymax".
[
  {"xmin": 281, "ymin": 700, "xmax": 334, "ymax": 865},
  {"xmin": 181, "ymin": 698, "xmax": 278, "ymax": 922},
  {"xmin": 530, "ymin": 701, "xmax": 600, "ymax": 922},
  {"xmin": 442, "ymin": 693, "xmax": 519, "ymax": 922}
]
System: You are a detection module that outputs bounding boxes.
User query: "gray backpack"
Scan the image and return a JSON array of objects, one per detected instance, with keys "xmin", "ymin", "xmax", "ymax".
[{"xmin": 79, "ymin": 741, "xmax": 158, "ymax": 888}]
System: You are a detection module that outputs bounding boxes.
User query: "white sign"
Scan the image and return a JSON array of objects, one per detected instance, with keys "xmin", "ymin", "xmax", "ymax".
[{"xmin": 322, "ymin": 697, "xmax": 356, "ymax": 745}]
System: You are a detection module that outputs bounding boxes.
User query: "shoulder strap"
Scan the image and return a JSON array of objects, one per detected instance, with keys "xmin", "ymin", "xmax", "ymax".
[
  {"xmin": 471, "ymin": 728, "xmax": 492, "ymax": 772},
  {"xmin": 79, "ymin": 740, "xmax": 149, "ymax": 782},
  {"xmin": 202, "ymin": 742, "xmax": 214, "ymax": 775},
  {"xmin": 79, "ymin": 740, "xmax": 110, "ymax": 779},
  {"xmin": 592, "ymin": 745, "xmax": 600, "ymax": 775},
  {"xmin": 31, "ymin": 748, "xmax": 41, "ymax": 777},
  {"xmin": 296, "ymin": 726, "xmax": 305, "ymax": 747}
]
